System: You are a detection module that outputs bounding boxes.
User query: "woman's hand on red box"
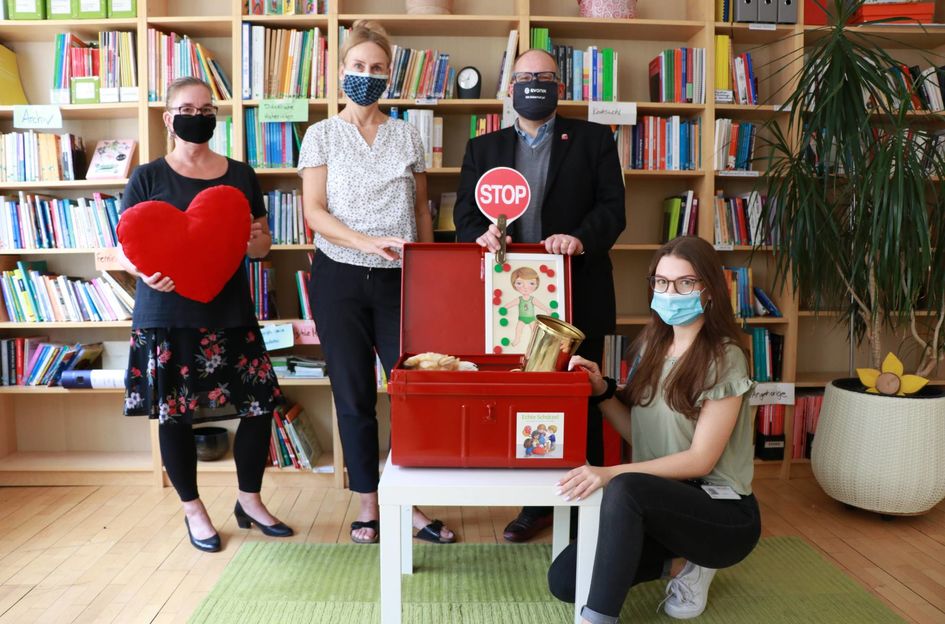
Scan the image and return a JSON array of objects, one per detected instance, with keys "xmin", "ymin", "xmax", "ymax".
[
  {"xmin": 570, "ymin": 355, "xmax": 608, "ymax": 396},
  {"xmin": 556, "ymin": 464, "xmax": 615, "ymax": 501}
]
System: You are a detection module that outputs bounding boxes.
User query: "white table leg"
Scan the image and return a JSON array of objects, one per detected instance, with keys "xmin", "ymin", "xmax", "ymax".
[
  {"xmin": 379, "ymin": 503, "xmax": 402, "ymax": 624},
  {"xmin": 574, "ymin": 504, "xmax": 601, "ymax": 624},
  {"xmin": 401, "ymin": 505, "xmax": 413, "ymax": 575},
  {"xmin": 552, "ymin": 506, "xmax": 569, "ymax": 560}
]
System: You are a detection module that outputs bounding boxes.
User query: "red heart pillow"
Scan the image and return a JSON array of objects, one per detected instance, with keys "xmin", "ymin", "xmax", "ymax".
[{"xmin": 117, "ymin": 185, "xmax": 251, "ymax": 303}]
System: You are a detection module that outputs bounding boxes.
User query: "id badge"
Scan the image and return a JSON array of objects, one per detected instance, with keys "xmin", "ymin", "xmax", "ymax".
[{"xmin": 701, "ymin": 484, "xmax": 742, "ymax": 500}]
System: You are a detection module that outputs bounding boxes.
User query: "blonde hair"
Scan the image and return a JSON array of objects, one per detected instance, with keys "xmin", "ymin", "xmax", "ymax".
[
  {"xmin": 511, "ymin": 267, "xmax": 540, "ymax": 286},
  {"xmin": 340, "ymin": 20, "xmax": 392, "ymax": 65},
  {"xmin": 165, "ymin": 76, "xmax": 212, "ymax": 109}
]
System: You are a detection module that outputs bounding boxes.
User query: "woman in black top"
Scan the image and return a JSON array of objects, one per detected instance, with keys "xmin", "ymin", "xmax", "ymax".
[{"xmin": 117, "ymin": 77, "xmax": 292, "ymax": 552}]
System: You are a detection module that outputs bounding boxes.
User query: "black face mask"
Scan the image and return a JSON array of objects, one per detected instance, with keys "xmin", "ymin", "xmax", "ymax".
[
  {"xmin": 172, "ymin": 114, "xmax": 216, "ymax": 144},
  {"xmin": 512, "ymin": 80, "xmax": 559, "ymax": 121}
]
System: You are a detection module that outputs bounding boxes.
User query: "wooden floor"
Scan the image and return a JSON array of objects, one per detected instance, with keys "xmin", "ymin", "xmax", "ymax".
[{"xmin": 0, "ymin": 477, "xmax": 942, "ymax": 624}]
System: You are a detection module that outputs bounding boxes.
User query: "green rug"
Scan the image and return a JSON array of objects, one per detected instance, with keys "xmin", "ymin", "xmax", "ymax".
[{"xmin": 188, "ymin": 537, "xmax": 903, "ymax": 623}]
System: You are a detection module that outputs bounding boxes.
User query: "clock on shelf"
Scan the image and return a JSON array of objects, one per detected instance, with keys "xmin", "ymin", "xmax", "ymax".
[{"xmin": 457, "ymin": 66, "xmax": 481, "ymax": 99}]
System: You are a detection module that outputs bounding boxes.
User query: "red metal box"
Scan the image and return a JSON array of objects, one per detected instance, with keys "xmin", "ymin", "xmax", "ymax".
[{"xmin": 389, "ymin": 243, "xmax": 590, "ymax": 468}]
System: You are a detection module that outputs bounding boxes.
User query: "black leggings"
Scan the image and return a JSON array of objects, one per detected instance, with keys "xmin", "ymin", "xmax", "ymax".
[
  {"xmin": 160, "ymin": 415, "xmax": 273, "ymax": 502},
  {"xmin": 548, "ymin": 473, "xmax": 761, "ymax": 620}
]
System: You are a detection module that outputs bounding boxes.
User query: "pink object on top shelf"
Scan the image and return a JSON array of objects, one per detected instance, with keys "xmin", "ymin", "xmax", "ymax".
[{"xmin": 577, "ymin": 0, "xmax": 637, "ymax": 19}]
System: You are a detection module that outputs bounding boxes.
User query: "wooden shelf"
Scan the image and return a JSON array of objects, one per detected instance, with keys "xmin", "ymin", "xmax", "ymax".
[
  {"xmin": 715, "ymin": 103, "xmax": 789, "ymax": 120},
  {"xmin": 0, "ymin": 247, "xmax": 101, "ymax": 255},
  {"xmin": 0, "ymin": 451, "xmax": 151, "ymax": 473},
  {"xmin": 557, "ymin": 100, "xmax": 704, "ymax": 117},
  {"xmin": 241, "ymin": 14, "xmax": 329, "ymax": 28},
  {"xmin": 0, "ymin": 18, "xmax": 138, "ymax": 41},
  {"xmin": 0, "ymin": 321, "xmax": 131, "ymax": 329},
  {"xmin": 714, "ymin": 22, "xmax": 801, "ymax": 45},
  {"xmin": 147, "ymin": 16, "xmax": 235, "ymax": 37},
  {"xmin": 528, "ymin": 16, "xmax": 705, "ymax": 41},
  {"xmin": 243, "ymin": 98, "xmax": 328, "ymax": 111},
  {"xmin": 624, "ymin": 169, "xmax": 705, "ymax": 178},
  {"xmin": 270, "ymin": 244, "xmax": 311, "ymax": 251},
  {"xmin": 0, "ymin": 386, "xmax": 122, "ymax": 395},
  {"xmin": 0, "ymin": 179, "xmax": 129, "ymax": 191},
  {"xmin": 743, "ymin": 316, "xmax": 789, "ymax": 325},
  {"xmin": 253, "ymin": 167, "xmax": 298, "ymax": 176},
  {"xmin": 611, "ymin": 243, "xmax": 662, "ymax": 251},
  {"xmin": 805, "ymin": 23, "xmax": 945, "ymax": 48},
  {"xmin": 338, "ymin": 14, "xmax": 518, "ymax": 37},
  {"xmin": 0, "ymin": 103, "xmax": 140, "ymax": 120},
  {"xmin": 379, "ymin": 98, "xmax": 502, "ymax": 113},
  {"xmin": 616, "ymin": 315, "xmax": 651, "ymax": 325}
]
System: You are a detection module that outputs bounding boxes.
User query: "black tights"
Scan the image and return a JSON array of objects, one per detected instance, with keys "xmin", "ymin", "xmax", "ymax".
[{"xmin": 160, "ymin": 415, "xmax": 273, "ymax": 502}]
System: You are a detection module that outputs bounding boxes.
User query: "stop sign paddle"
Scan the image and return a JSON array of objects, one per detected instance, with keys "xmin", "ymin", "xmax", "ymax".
[{"xmin": 474, "ymin": 167, "xmax": 531, "ymax": 263}]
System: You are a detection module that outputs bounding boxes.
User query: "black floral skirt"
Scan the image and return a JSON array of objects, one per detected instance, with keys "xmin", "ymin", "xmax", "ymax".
[{"xmin": 123, "ymin": 327, "xmax": 284, "ymax": 425}]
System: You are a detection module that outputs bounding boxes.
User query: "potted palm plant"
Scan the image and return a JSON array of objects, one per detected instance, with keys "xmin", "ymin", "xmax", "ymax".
[{"xmin": 763, "ymin": 0, "xmax": 945, "ymax": 515}]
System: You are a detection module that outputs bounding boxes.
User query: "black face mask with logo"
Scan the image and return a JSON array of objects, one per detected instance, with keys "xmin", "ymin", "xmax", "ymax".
[{"xmin": 512, "ymin": 80, "xmax": 559, "ymax": 121}]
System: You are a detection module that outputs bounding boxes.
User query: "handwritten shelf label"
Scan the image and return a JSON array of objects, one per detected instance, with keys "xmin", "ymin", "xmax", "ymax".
[
  {"xmin": 292, "ymin": 319, "xmax": 319, "ymax": 344},
  {"xmin": 588, "ymin": 101, "xmax": 637, "ymax": 126},
  {"xmin": 748, "ymin": 23, "xmax": 777, "ymax": 31},
  {"xmin": 93, "ymin": 247, "xmax": 123, "ymax": 271},
  {"xmin": 749, "ymin": 382, "xmax": 795, "ymax": 406},
  {"xmin": 261, "ymin": 323, "xmax": 295, "ymax": 351},
  {"xmin": 13, "ymin": 105, "xmax": 63, "ymax": 130},
  {"xmin": 259, "ymin": 98, "xmax": 309, "ymax": 123}
]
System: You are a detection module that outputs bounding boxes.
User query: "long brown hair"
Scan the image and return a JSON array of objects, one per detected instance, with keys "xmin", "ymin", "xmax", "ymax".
[{"xmin": 622, "ymin": 237, "xmax": 748, "ymax": 420}]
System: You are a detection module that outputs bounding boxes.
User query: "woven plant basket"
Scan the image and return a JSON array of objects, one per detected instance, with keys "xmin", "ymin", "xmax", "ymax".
[{"xmin": 811, "ymin": 378, "xmax": 945, "ymax": 515}]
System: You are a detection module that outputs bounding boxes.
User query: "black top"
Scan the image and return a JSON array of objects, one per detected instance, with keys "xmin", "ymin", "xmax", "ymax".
[
  {"xmin": 454, "ymin": 116, "xmax": 626, "ymax": 339},
  {"xmin": 120, "ymin": 157, "xmax": 267, "ymax": 329}
]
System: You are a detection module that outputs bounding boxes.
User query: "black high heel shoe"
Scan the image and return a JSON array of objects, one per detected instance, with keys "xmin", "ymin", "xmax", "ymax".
[
  {"xmin": 185, "ymin": 517, "xmax": 221, "ymax": 552},
  {"xmin": 234, "ymin": 501, "xmax": 294, "ymax": 537}
]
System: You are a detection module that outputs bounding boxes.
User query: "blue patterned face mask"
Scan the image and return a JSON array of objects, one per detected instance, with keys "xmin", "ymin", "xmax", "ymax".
[
  {"xmin": 650, "ymin": 290, "xmax": 705, "ymax": 326},
  {"xmin": 342, "ymin": 71, "xmax": 388, "ymax": 106}
]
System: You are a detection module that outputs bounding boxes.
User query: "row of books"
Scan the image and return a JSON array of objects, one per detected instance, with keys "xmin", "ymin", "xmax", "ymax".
[
  {"xmin": 0, "ymin": 192, "xmax": 121, "ymax": 251},
  {"xmin": 723, "ymin": 265, "xmax": 756, "ymax": 318},
  {"xmin": 713, "ymin": 190, "xmax": 770, "ymax": 247},
  {"xmin": 0, "ymin": 263, "xmax": 135, "ymax": 323},
  {"xmin": 146, "ymin": 29, "xmax": 232, "ymax": 102},
  {"xmin": 0, "ymin": 132, "xmax": 86, "ymax": 183},
  {"xmin": 209, "ymin": 117, "xmax": 234, "ymax": 158},
  {"xmin": 51, "ymin": 32, "xmax": 137, "ymax": 104},
  {"xmin": 468, "ymin": 114, "xmax": 502, "ymax": 139},
  {"xmin": 755, "ymin": 403, "xmax": 787, "ymax": 460},
  {"xmin": 241, "ymin": 25, "xmax": 327, "ymax": 100},
  {"xmin": 648, "ymin": 47, "xmax": 707, "ymax": 105},
  {"xmin": 714, "ymin": 119, "xmax": 757, "ymax": 171},
  {"xmin": 265, "ymin": 190, "xmax": 312, "ymax": 245},
  {"xmin": 494, "ymin": 30, "xmax": 519, "ymax": 98},
  {"xmin": 747, "ymin": 327, "xmax": 784, "ymax": 382},
  {"xmin": 244, "ymin": 108, "xmax": 301, "ymax": 168},
  {"xmin": 602, "ymin": 333, "xmax": 632, "ymax": 381},
  {"xmin": 792, "ymin": 394, "xmax": 823, "ymax": 459},
  {"xmin": 545, "ymin": 44, "xmax": 620, "ymax": 103},
  {"xmin": 400, "ymin": 109, "xmax": 442, "ymax": 169},
  {"xmin": 616, "ymin": 116, "xmax": 703, "ymax": 171},
  {"xmin": 244, "ymin": 0, "xmax": 326, "ymax": 15},
  {"xmin": 715, "ymin": 37, "xmax": 759, "ymax": 105},
  {"xmin": 0, "ymin": 339, "xmax": 103, "ymax": 387},
  {"xmin": 662, "ymin": 190, "xmax": 700, "ymax": 243},
  {"xmin": 294, "ymin": 269, "xmax": 312, "ymax": 320},
  {"xmin": 268, "ymin": 404, "xmax": 324, "ymax": 471},
  {"xmin": 247, "ymin": 259, "xmax": 276, "ymax": 321}
]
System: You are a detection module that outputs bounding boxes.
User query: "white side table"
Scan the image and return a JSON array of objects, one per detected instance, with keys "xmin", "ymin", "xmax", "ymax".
[{"xmin": 378, "ymin": 455, "xmax": 602, "ymax": 624}]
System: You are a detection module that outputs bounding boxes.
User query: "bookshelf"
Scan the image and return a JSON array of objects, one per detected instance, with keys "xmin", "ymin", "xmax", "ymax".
[{"xmin": 2, "ymin": 0, "xmax": 920, "ymax": 488}]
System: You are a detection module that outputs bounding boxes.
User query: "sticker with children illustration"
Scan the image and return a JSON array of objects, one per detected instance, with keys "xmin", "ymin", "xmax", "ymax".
[
  {"xmin": 516, "ymin": 412, "xmax": 564, "ymax": 459},
  {"xmin": 484, "ymin": 252, "xmax": 567, "ymax": 354}
]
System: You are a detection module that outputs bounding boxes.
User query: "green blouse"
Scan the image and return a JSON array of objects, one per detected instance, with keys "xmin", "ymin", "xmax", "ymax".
[{"xmin": 630, "ymin": 343, "xmax": 755, "ymax": 495}]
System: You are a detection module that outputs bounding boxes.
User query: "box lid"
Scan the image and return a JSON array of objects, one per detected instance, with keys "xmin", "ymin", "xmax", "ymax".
[{"xmin": 400, "ymin": 243, "xmax": 572, "ymax": 356}]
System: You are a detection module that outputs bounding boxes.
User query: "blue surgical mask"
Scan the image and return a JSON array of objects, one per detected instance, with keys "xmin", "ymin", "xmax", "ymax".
[
  {"xmin": 650, "ymin": 290, "xmax": 705, "ymax": 326},
  {"xmin": 342, "ymin": 71, "xmax": 388, "ymax": 106}
]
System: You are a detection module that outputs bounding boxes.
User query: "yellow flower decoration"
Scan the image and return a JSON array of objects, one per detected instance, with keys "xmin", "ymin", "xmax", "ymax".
[{"xmin": 856, "ymin": 353, "xmax": 929, "ymax": 396}]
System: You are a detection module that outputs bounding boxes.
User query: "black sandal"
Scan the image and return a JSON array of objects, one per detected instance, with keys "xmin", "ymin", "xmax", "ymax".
[
  {"xmin": 350, "ymin": 520, "xmax": 379, "ymax": 544},
  {"xmin": 414, "ymin": 519, "xmax": 456, "ymax": 544}
]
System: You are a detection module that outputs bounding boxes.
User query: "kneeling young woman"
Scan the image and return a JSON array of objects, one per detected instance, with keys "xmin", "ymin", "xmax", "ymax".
[{"xmin": 549, "ymin": 236, "xmax": 761, "ymax": 623}]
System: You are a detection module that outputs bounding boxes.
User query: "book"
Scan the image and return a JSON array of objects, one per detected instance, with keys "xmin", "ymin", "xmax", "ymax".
[
  {"xmin": 85, "ymin": 139, "xmax": 136, "ymax": 180},
  {"xmin": 436, "ymin": 192, "xmax": 456, "ymax": 232},
  {"xmin": 0, "ymin": 43, "xmax": 28, "ymax": 105}
]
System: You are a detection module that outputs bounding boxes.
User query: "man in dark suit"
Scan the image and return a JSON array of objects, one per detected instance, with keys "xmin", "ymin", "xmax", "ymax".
[{"xmin": 454, "ymin": 48, "xmax": 626, "ymax": 542}]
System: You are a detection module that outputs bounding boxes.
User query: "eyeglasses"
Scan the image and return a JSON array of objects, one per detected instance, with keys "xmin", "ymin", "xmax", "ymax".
[
  {"xmin": 511, "ymin": 71, "xmax": 558, "ymax": 84},
  {"xmin": 648, "ymin": 276, "xmax": 702, "ymax": 295},
  {"xmin": 169, "ymin": 105, "xmax": 219, "ymax": 117}
]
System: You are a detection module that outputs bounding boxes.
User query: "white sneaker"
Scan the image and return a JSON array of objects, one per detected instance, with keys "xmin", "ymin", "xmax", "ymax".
[{"xmin": 661, "ymin": 561, "xmax": 717, "ymax": 619}]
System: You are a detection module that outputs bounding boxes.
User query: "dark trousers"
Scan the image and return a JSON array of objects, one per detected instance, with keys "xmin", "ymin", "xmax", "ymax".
[
  {"xmin": 521, "ymin": 335, "xmax": 605, "ymax": 520},
  {"xmin": 160, "ymin": 414, "xmax": 273, "ymax": 502},
  {"xmin": 310, "ymin": 251, "xmax": 401, "ymax": 494},
  {"xmin": 548, "ymin": 473, "xmax": 761, "ymax": 618}
]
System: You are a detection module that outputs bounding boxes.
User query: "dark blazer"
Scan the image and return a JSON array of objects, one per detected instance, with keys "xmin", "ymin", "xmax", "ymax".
[{"xmin": 454, "ymin": 115, "xmax": 626, "ymax": 340}]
